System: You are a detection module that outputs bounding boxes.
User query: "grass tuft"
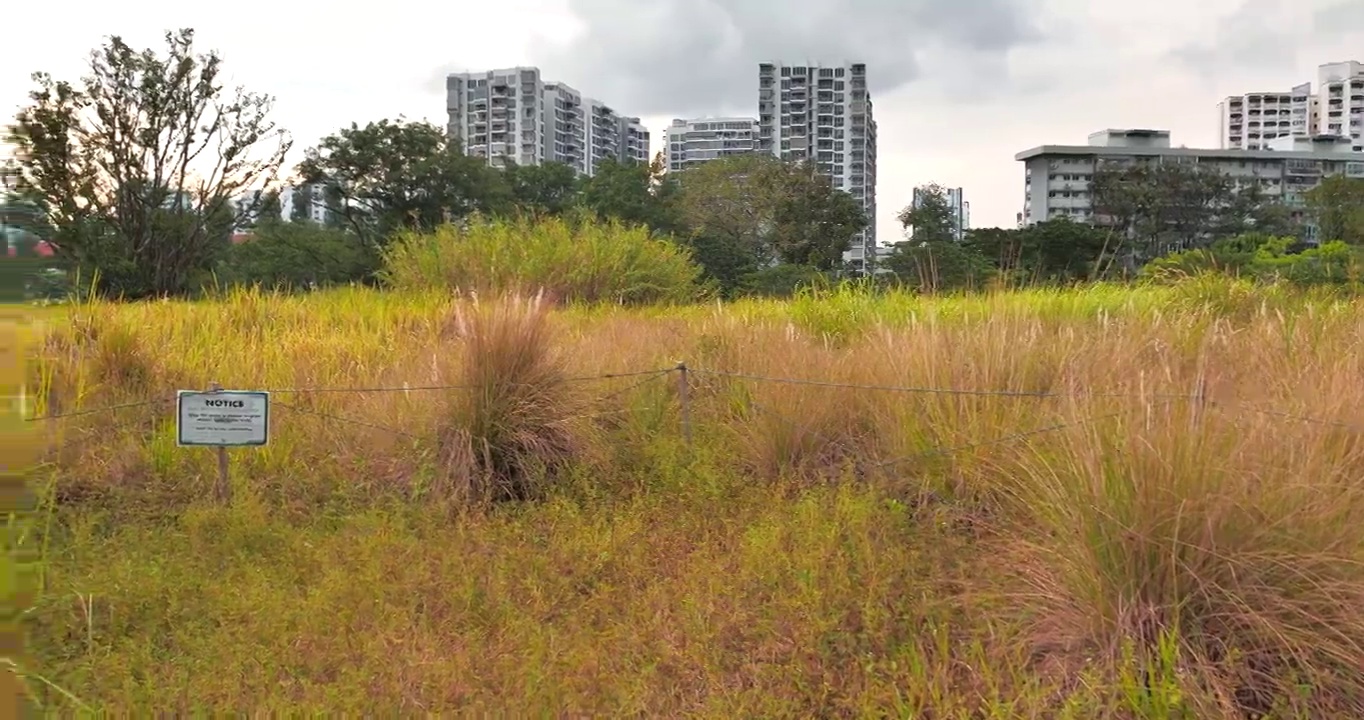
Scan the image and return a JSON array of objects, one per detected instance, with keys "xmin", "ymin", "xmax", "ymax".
[
  {"xmin": 1004, "ymin": 401, "xmax": 1364, "ymax": 716},
  {"xmin": 435, "ymin": 292, "xmax": 589, "ymax": 503}
]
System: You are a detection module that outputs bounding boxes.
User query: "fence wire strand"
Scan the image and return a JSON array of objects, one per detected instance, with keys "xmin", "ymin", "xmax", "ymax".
[
  {"xmin": 24, "ymin": 398, "xmax": 171, "ymax": 422},
  {"xmin": 692, "ymin": 368, "xmax": 1201, "ymax": 402},
  {"xmin": 260, "ymin": 368, "xmax": 677, "ymax": 396},
  {"xmin": 272, "ymin": 400, "xmax": 421, "ymax": 440},
  {"xmin": 22, "ymin": 366, "xmax": 1355, "ymax": 464},
  {"xmin": 590, "ymin": 368, "xmax": 675, "ymax": 406}
]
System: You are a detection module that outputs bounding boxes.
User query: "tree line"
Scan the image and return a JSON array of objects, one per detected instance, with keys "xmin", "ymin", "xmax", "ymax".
[
  {"xmin": 1, "ymin": 30, "xmax": 870, "ymax": 301},
  {"xmin": 5, "ymin": 29, "xmax": 1364, "ymax": 302}
]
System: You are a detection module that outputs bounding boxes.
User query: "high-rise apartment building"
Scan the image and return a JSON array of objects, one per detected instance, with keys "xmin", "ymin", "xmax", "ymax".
[
  {"xmin": 912, "ymin": 186, "xmax": 970, "ymax": 241},
  {"xmin": 447, "ymin": 67, "xmax": 650, "ymax": 176},
  {"xmin": 663, "ymin": 117, "xmax": 759, "ymax": 171},
  {"xmin": 1218, "ymin": 61, "xmax": 1364, "ymax": 152},
  {"xmin": 757, "ymin": 62, "xmax": 877, "ymax": 273},
  {"xmin": 1218, "ymin": 87, "xmax": 1315, "ymax": 150},
  {"xmin": 1016, "ymin": 128, "xmax": 1364, "ymax": 243},
  {"xmin": 1317, "ymin": 61, "xmax": 1364, "ymax": 147}
]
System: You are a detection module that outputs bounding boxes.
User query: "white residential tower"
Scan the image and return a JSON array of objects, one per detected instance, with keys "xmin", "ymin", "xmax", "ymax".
[
  {"xmin": 757, "ymin": 62, "xmax": 878, "ymax": 273},
  {"xmin": 663, "ymin": 118, "xmax": 759, "ymax": 172},
  {"xmin": 1218, "ymin": 61, "xmax": 1364, "ymax": 152},
  {"xmin": 447, "ymin": 67, "xmax": 650, "ymax": 176}
]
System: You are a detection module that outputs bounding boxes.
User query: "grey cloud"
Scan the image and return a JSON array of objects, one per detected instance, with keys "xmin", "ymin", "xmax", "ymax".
[
  {"xmin": 1168, "ymin": 0, "xmax": 1298, "ymax": 71},
  {"xmin": 1313, "ymin": 0, "xmax": 1364, "ymax": 37},
  {"xmin": 527, "ymin": 0, "xmax": 1049, "ymax": 117},
  {"xmin": 1169, "ymin": 0, "xmax": 1358, "ymax": 73}
]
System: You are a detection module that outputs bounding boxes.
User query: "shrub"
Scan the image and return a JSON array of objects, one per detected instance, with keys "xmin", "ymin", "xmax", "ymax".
[
  {"xmin": 380, "ymin": 215, "xmax": 702, "ymax": 305},
  {"xmin": 738, "ymin": 263, "xmax": 827, "ymax": 298},
  {"xmin": 1144, "ymin": 234, "xmax": 1364, "ymax": 289},
  {"xmin": 214, "ymin": 221, "xmax": 378, "ymax": 291}
]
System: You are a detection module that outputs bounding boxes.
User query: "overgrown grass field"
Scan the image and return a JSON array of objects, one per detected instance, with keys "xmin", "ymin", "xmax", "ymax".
[{"xmin": 22, "ymin": 279, "xmax": 1364, "ymax": 716}]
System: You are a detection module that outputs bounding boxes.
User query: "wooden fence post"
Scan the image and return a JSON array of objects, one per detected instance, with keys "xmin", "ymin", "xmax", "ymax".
[
  {"xmin": 676, "ymin": 362, "xmax": 691, "ymax": 447},
  {"xmin": 208, "ymin": 381, "xmax": 231, "ymax": 503}
]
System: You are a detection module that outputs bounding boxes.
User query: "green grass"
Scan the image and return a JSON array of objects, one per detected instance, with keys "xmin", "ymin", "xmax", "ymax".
[
  {"xmin": 381, "ymin": 215, "xmax": 703, "ymax": 305},
  {"xmin": 19, "ymin": 281, "xmax": 1364, "ymax": 716}
]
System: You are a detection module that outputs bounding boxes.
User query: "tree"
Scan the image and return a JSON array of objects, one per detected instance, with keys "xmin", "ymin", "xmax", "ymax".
[
  {"xmin": 673, "ymin": 154, "xmax": 867, "ymax": 286},
  {"xmin": 883, "ymin": 184, "xmax": 982, "ymax": 288},
  {"xmin": 739, "ymin": 263, "xmax": 826, "ymax": 298},
  {"xmin": 296, "ymin": 118, "xmax": 511, "ymax": 248},
  {"xmin": 578, "ymin": 157, "xmax": 679, "ymax": 233},
  {"xmin": 215, "ymin": 220, "xmax": 377, "ymax": 291},
  {"xmin": 6, "ymin": 29, "xmax": 290, "ymax": 298},
  {"xmin": 504, "ymin": 161, "xmax": 579, "ymax": 216},
  {"xmin": 896, "ymin": 184, "xmax": 957, "ymax": 245},
  {"xmin": 965, "ymin": 219, "xmax": 1111, "ymax": 283},
  {"xmin": 1305, "ymin": 175, "xmax": 1364, "ymax": 244},
  {"xmin": 679, "ymin": 231, "xmax": 763, "ymax": 297},
  {"xmin": 881, "ymin": 239, "xmax": 994, "ymax": 293},
  {"xmin": 674, "ymin": 154, "xmax": 787, "ymax": 266},
  {"xmin": 770, "ymin": 162, "xmax": 868, "ymax": 270},
  {"xmin": 1090, "ymin": 161, "xmax": 1286, "ymax": 263},
  {"xmin": 257, "ymin": 190, "xmax": 284, "ymax": 226}
]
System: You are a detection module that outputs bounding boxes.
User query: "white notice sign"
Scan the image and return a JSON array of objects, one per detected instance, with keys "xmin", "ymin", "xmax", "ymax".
[{"xmin": 176, "ymin": 390, "xmax": 271, "ymax": 447}]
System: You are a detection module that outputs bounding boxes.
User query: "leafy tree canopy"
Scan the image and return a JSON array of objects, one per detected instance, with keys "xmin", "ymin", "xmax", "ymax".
[
  {"xmin": 6, "ymin": 28, "xmax": 290, "ymax": 298},
  {"xmin": 1305, "ymin": 175, "xmax": 1364, "ymax": 245},
  {"xmin": 296, "ymin": 118, "xmax": 511, "ymax": 247}
]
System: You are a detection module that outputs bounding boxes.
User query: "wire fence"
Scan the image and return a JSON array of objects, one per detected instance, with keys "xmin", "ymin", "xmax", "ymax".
[{"xmin": 18, "ymin": 363, "xmax": 1350, "ymax": 474}]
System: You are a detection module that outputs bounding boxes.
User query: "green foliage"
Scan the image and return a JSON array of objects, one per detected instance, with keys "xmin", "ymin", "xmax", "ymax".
[
  {"xmin": 882, "ymin": 240, "xmax": 996, "ymax": 293},
  {"xmin": 681, "ymin": 231, "xmax": 763, "ymax": 298},
  {"xmin": 966, "ymin": 219, "xmax": 1113, "ymax": 283},
  {"xmin": 675, "ymin": 154, "xmax": 784, "ymax": 266},
  {"xmin": 896, "ymin": 184, "xmax": 958, "ymax": 244},
  {"xmin": 214, "ymin": 221, "xmax": 378, "ymax": 291},
  {"xmin": 297, "ymin": 119, "xmax": 511, "ymax": 247},
  {"xmin": 6, "ymin": 28, "xmax": 290, "ymax": 299},
  {"xmin": 1143, "ymin": 233, "xmax": 1362, "ymax": 287},
  {"xmin": 738, "ymin": 263, "xmax": 828, "ymax": 298},
  {"xmin": 675, "ymin": 154, "xmax": 864, "ymax": 273},
  {"xmin": 1304, "ymin": 175, "xmax": 1364, "ymax": 244},
  {"xmin": 577, "ymin": 157, "xmax": 679, "ymax": 234},
  {"xmin": 504, "ymin": 161, "xmax": 580, "ymax": 216},
  {"xmin": 1090, "ymin": 161, "xmax": 1288, "ymax": 261},
  {"xmin": 379, "ymin": 215, "xmax": 702, "ymax": 305},
  {"xmin": 770, "ymin": 163, "xmax": 868, "ymax": 270}
]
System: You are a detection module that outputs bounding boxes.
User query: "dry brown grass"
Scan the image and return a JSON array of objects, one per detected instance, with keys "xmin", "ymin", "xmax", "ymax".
[
  {"xmin": 434, "ymin": 291, "xmax": 590, "ymax": 503},
  {"xmin": 21, "ymin": 283, "xmax": 1364, "ymax": 716}
]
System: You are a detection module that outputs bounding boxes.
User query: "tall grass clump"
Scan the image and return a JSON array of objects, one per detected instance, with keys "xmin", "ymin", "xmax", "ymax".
[
  {"xmin": 1004, "ymin": 401, "xmax": 1364, "ymax": 716},
  {"xmin": 381, "ymin": 214, "xmax": 703, "ymax": 306},
  {"xmin": 436, "ymin": 292, "xmax": 591, "ymax": 503}
]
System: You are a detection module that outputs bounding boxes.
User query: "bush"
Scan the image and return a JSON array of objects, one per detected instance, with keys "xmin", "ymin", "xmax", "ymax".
[
  {"xmin": 380, "ymin": 215, "xmax": 702, "ymax": 305},
  {"xmin": 214, "ymin": 221, "xmax": 379, "ymax": 291},
  {"xmin": 1143, "ymin": 234, "xmax": 1363, "ymax": 288},
  {"xmin": 738, "ymin": 263, "xmax": 827, "ymax": 298}
]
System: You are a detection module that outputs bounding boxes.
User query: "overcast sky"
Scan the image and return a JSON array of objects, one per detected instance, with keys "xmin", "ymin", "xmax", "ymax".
[{"xmin": 3, "ymin": 0, "xmax": 1362, "ymax": 242}]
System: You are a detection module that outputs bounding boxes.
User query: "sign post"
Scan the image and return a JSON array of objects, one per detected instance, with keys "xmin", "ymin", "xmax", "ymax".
[{"xmin": 176, "ymin": 383, "xmax": 270, "ymax": 503}]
